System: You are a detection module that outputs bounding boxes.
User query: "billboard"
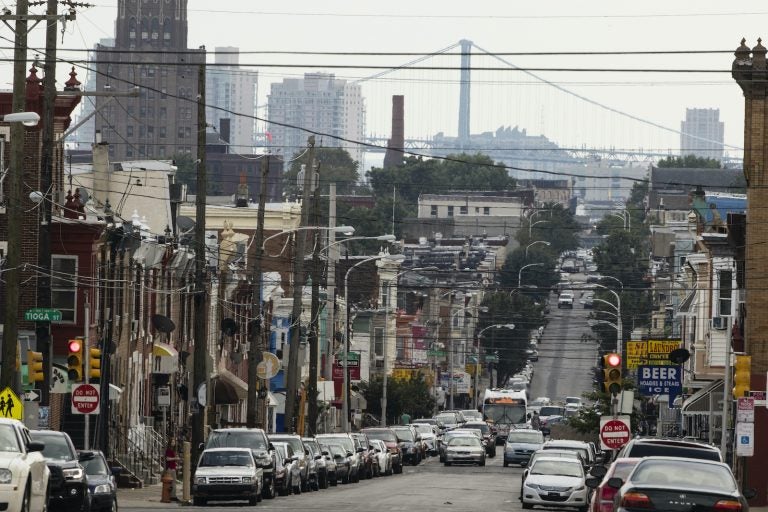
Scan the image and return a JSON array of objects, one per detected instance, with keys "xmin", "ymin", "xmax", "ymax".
[{"xmin": 626, "ymin": 339, "xmax": 681, "ymax": 369}]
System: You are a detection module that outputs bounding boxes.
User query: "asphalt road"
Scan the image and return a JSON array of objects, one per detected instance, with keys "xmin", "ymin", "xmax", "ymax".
[
  {"xmin": 528, "ymin": 274, "xmax": 598, "ymax": 404},
  {"xmin": 124, "ymin": 454, "xmax": 538, "ymax": 511}
]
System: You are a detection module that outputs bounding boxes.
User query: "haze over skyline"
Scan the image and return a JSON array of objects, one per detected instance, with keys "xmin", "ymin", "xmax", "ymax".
[{"xmin": 3, "ymin": 1, "xmax": 767, "ymax": 160}]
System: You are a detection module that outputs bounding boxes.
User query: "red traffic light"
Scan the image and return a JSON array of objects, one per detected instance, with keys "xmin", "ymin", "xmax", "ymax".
[
  {"xmin": 606, "ymin": 353, "xmax": 621, "ymax": 368},
  {"xmin": 67, "ymin": 340, "xmax": 82, "ymax": 353}
]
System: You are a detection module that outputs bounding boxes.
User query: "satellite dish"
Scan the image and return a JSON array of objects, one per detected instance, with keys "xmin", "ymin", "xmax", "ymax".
[
  {"xmin": 221, "ymin": 317, "xmax": 239, "ymax": 337},
  {"xmin": 152, "ymin": 314, "xmax": 176, "ymax": 333},
  {"xmin": 177, "ymin": 216, "xmax": 196, "ymax": 234},
  {"xmin": 669, "ymin": 348, "xmax": 691, "ymax": 365}
]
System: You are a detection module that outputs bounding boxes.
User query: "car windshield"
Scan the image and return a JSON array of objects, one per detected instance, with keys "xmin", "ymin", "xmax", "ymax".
[
  {"xmin": 449, "ymin": 437, "xmax": 481, "ymax": 447},
  {"xmin": 200, "ymin": 450, "xmax": 253, "ymax": 467},
  {"xmin": 531, "ymin": 452, "xmax": 579, "ymax": 465},
  {"xmin": 302, "ymin": 440, "xmax": 319, "ymax": 456},
  {"xmin": 539, "ymin": 406, "xmax": 565, "ymax": 416},
  {"xmin": 461, "ymin": 410, "xmax": 482, "ymax": 420},
  {"xmin": 627, "ymin": 443, "xmax": 721, "ymax": 461},
  {"xmin": 483, "ymin": 404, "xmax": 526, "ymax": 425},
  {"xmin": 435, "ymin": 413, "xmax": 457, "ymax": 424},
  {"xmin": 271, "ymin": 436, "xmax": 304, "ymax": 456},
  {"xmin": 464, "ymin": 423, "xmax": 489, "ymax": 434},
  {"xmin": 273, "ymin": 444, "xmax": 290, "ymax": 459},
  {"xmin": 318, "ymin": 436, "xmax": 354, "ymax": 453},
  {"xmin": 412, "ymin": 424, "xmax": 433, "ymax": 434},
  {"xmin": 82, "ymin": 454, "xmax": 109, "ymax": 475},
  {"xmin": 0, "ymin": 425, "xmax": 20, "ymax": 453},
  {"xmin": 531, "ymin": 460, "xmax": 583, "ymax": 477},
  {"xmin": 363, "ymin": 430, "xmax": 397, "ymax": 443},
  {"xmin": 36, "ymin": 434, "xmax": 75, "ymax": 460},
  {"xmin": 508, "ymin": 432, "xmax": 544, "ymax": 444},
  {"xmin": 544, "ymin": 445, "xmax": 588, "ymax": 461},
  {"xmin": 392, "ymin": 429, "xmax": 415, "ymax": 442},
  {"xmin": 632, "ymin": 460, "xmax": 736, "ymax": 491},
  {"xmin": 206, "ymin": 431, "xmax": 268, "ymax": 451}
]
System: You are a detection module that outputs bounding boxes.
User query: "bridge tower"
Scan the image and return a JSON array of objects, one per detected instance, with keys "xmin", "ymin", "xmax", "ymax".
[{"xmin": 458, "ymin": 39, "xmax": 473, "ymax": 146}]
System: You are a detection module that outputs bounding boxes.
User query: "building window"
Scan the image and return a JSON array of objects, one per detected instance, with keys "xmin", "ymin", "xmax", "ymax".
[
  {"xmin": 718, "ymin": 269, "xmax": 733, "ymax": 316},
  {"xmin": 447, "ymin": 206, "xmax": 454, "ymax": 217},
  {"xmin": 159, "ymin": 126, "xmax": 166, "ymax": 138},
  {"xmin": 460, "ymin": 205, "xmax": 468, "ymax": 215},
  {"xmin": 374, "ymin": 327, "xmax": 384, "ymax": 358},
  {"xmin": 396, "ymin": 336, "xmax": 404, "ymax": 359},
  {"xmin": 430, "ymin": 205, "xmax": 437, "ymax": 217},
  {"xmin": 484, "ymin": 207, "xmax": 490, "ymax": 215},
  {"xmin": 51, "ymin": 255, "xmax": 77, "ymax": 322},
  {"xmin": 126, "ymin": 125, "xmax": 134, "ymax": 137}
]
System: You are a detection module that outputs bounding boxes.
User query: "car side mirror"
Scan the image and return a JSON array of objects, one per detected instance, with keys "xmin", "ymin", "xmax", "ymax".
[
  {"xmin": 111, "ymin": 467, "xmax": 122, "ymax": 477},
  {"xmin": 607, "ymin": 477, "xmax": 623, "ymax": 489},
  {"xmin": 356, "ymin": 447, "xmax": 364, "ymax": 453},
  {"xmin": 268, "ymin": 442, "xmax": 275, "ymax": 451},
  {"xmin": 314, "ymin": 454, "xmax": 322, "ymax": 460},
  {"xmin": 744, "ymin": 488, "xmax": 758, "ymax": 500},
  {"xmin": 590, "ymin": 465, "xmax": 608, "ymax": 478},
  {"xmin": 346, "ymin": 451, "xmax": 354, "ymax": 457},
  {"xmin": 305, "ymin": 448, "xmax": 310, "ymax": 456},
  {"xmin": 198, "ymin": 442, "xmax": 205, "ymax": 451},
  {"xmin": 375, "ymin": 448, "xmax": 381, "ymax": 453},
  {"xmin": 27, "ymin": 440, "xmax": 45, "ymax": 453},
  {"xmin": 585, "ymin": 477, "xmax": 601, "ymax": 489}
]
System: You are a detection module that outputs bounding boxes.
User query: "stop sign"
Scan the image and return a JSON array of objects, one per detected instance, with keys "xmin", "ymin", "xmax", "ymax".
[
  {"xmin": 600, "ymin": 418, "xmax": 631, "ymax": 450},
  {"xmin": 71, "ymin": 384, "xmax": 100, "ymax": 414}
]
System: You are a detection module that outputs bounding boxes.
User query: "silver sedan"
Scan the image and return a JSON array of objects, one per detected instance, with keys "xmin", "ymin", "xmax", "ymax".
[{"xmin": 444, "ymin": 435, "xmax": 486, "ymax": 466}]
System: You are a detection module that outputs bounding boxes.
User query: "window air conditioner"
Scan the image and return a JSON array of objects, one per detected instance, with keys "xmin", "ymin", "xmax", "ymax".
[{"xmin": 712, "ymin": 317, "xmax": 727, "ymax": 330}]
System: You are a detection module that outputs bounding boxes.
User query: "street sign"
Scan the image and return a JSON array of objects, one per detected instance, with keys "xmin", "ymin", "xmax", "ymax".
[
  {"xmin": 750, "ymin": 390, "xmax": 767, "ymax": 408},
  {"xmin": 71, "ymin": 384, "xmax": 100, "ymax": 415},
  {"xmin": 0, "ymin": 387, "xmax": 23, "ymax": 421},
  {"xmin": 335, "ymin": 352, "xmax": 360, "ymax": 367},
  {"xmin": 737, "ymin": 397, "xmax": 755, "ymax": 423},
  {"xmin": 599, "ymin": 415, "xmax": 631, "ymax": 450},
  {"xmin": 23, "ymin": 308, "xmax": 62, "ymax": 322},
  {"xmin": 637, "ymin": 365, "xmax": 682, "ymax": 403},
  {"xmin": 21, "ymin": 390, "xmax": 40, "ymax": 402},
  {"xmin": 257, "ymin": 352, "xmax": 281, "ymax": 380},
  {"xmin": 736, "ymin": 422, "xmax": 754, "ymax": 457}
]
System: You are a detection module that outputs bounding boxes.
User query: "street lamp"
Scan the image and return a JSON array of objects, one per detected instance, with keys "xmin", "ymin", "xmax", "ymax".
[
  {"xmin": 529, "ymin": 219, "xmax": 550, "ymax": 238},
  {"xmin": 600, "ymin": 275, "xmax": 624, "ymax": 291},
  {"xmin": 474, "ymin": 324, "xmax": 515, "ymax": 408},
  {"xmin": 447, "ymin": 301, "xmax": 488, "ymax": 410},
  {"xmin": 343, "ymin": 252, "xmax": 404, "ymax": 432},
  {"xmin": 592, "ymin": 283, "xmax": 622, "ymax": 360},
  {"xmin": 1, "ymin": 111, "xmax": 41, "ymax": 395},
  {"xmin": 260, "ymin": 225, "xmax": 355, "ymax": 255},
  {"xmin": 525, "ymin": 240, "xmax": 551, "ymax": 259},
  {"xmin": 518, "ymin": 263, "xmax": 545, "ymax": 288}
]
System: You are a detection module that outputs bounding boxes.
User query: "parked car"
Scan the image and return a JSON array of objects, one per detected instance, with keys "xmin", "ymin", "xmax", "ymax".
[
  {"xmin": 0, "ymin": 419, "xmax": 49, "ymax": 512},
  {"xmin": 462, "ymin": 421, "xmax": 497, "ymax": 457},
  {"xmin": 459, "ymin": 409, "xmax": 483, "ymax": 422},
  {"xmin": 504, "ymin": 429, "xmax": 544, "ymax": 467},
  {"xmin": 521, "ymin": 456, "xmax": 588, "ymax": 510},
  {"xmin": 591, "ymin": 457, "xmax": 755, "ymax": 512},
  {"xmin": 350, "ymin": 432, "xmax": 375, "ymax": 479},
  {"xmin": 31, "ymin": 429, "xmax": 92, "ymax": 512},
  {"xmin": 587, "ymin": 458, "xmax": 640, "ymax": 512},
  {"xmin": 391, "ymin": 426, "xmax": 422, "ymax": 465},
  {"xmin": 323, "ymin": 444, "xmax": 350, "ymax": 484},
  {"xmin": 192, "ymin": 448, "xmax": 263, "ymax": 506},
  {"xmin": 204, "ymin": 427, "xmax": 277, "ymax": 499},
  {"xmin": 316, "ymin": 434, "xmax": 361, "ymax": 482},
  {"xmin": 272, "ymin": 442, "xmax": 302, "ymax": 495},
  {"xmin": 542, "ymin": 439, "xmax": 596, "ymax": 467},
  {"xmin": 411, "ymin": 423, "xmax": 438, "ymax": 456},
  {"xmin": 444, "ymin": 435, "xmax": 486, "ymax": 466},
  {"xmin": 269, "ymin": 434, "xmax": 313, "ymax": 491},
  {"xmin": 369, "ymin": 439, "xmax": 393, "ymax": 476},
  {"xmin": 434, "ymin": 411, "xmax": 462, "ymax": 431},
  {"xmin": 360, "ymin": 428, "xmax": 403, "ymax": 474},
  {"xmin": 615, "ymin": 437, "xmax": 722, "ymax": 461},
  {"xmin": 438, "ymin": 430, "xmax": 482, "ymax": 462},
  {"xmin": 302, "ymin": 437, "xmax": 329, "ymax": 489},
  {"xmin": 80, "ymin": 449, "xmax": 118, "ymax": 512},
  {"xmin": 319, "ymin": 443, "xmax": 338, "ymax": 486}
]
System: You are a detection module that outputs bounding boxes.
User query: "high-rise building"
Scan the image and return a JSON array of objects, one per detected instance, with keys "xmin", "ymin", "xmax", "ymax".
[
  {"xmin": 268, "ymin": 73, "xmax": 365, "ymax": 166},
  {"xmin": 94, "ymin": 0, "xmax": 204, "ymax": 162},
  {"xmin": 205, "ymin": 47, "xmax": 258, "ymax": 153},
  {"xmin": 680, "ymin": 108, "xmax": 725, "ymax": 161}
]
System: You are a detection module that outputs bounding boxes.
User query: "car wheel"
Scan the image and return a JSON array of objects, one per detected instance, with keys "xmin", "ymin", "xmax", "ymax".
[
  {"xmin": 110, "ymin": 498, "xmax": 118, "ymax": 512},
  {"xmin": 522, "ymin": 502, "xmax": 533, "ymax": 510},
  {"xmin": 193, "ymin": 497, "xmax": 206, "ymax": 506},
  {"xmin": 394, "ymin": 463, "xmax": 403, "ymax": 474},
  {"xmin": 503, "ymin": 461, "xmax": 509, "ymax": 467},
  {"xmin": 479, "ymin": 457, "xmax": 486, "ymax": 467},
  {"xmin": 248, "ymin": 495, "xmax": 258, "ymax": 506},
  {"xmin": 21, "ymin": 481, "xmax": 30, "ymax": 512},
  {"xmin": 263, "ymin": 475, "xmax": 276, "ymax": 499},
  {"xmin": 294, "ymin": 482, "xmax": 302, "ymax": 495},
  {"xmin": 330, "ymin": 472, "xmax": 338, "ymax": 486}
]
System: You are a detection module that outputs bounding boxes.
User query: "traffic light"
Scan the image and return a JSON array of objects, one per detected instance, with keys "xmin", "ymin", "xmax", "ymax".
[
  {"xmin": 67, "ymin": 339, "xmax": 84, "ymax": 382},
  {"xmin": 27, "ymin": 350, "xmax": 44, "ymax": 384},
  {"xmin": 603, "ymin": 352, "xmax": 622, "ymax": 395},
  {"xmin": 733, "ymin": 355, "xmax": 751, "ymax": 399},
  {"xmin": 89, "ymin": 348, "xmax": 102, "ymax": 380}
]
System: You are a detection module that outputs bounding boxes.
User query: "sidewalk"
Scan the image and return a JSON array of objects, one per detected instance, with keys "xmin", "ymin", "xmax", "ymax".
[{"xmin": 118, "ymin": 483, "xmax": 186, "ymax": 509}]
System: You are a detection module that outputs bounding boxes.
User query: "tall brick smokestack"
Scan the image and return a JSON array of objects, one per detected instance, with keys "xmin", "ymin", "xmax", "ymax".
[{"xmin": 383, "ymin": 95, "xmax": 404, "ymax": 169}]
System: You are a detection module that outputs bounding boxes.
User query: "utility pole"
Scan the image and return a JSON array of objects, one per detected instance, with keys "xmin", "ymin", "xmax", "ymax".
[
  {"xmin": 307, "ymin": 183, "xmax": 322, "ymax": 435},
  {"xmin": 191, "ymin": 47, "xmax": 207, "ymax": 466},
  {"xmin": 284, "ymin": 137, "xmax": 315, "ymax": 433},
  {"xmin": 324, "ymin": 183, "xmax": 337, "ymax": 381},
  {"xmin": 36, "ymin": 0, "xmax": 58, "ymax": 408},
  {"xmin": 247, "ymin": 155, "xmax": 269, "ymax": 428},
  {"xmin": 1, "ymin": 0, "xmax": 29, "ymax": 394}
]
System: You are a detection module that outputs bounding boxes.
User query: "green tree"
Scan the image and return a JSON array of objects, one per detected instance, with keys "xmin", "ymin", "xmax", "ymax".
[
  {"xmin": 657, "ymin": 154, "xmax": 722, "ymax": 169},
  {"xmin": 518, "ymin": 202, "xmax": 581, "ymax": 256},
  {"xmin": 361, "ymin": 374, "xmax": 435, "ymax": 424},
  {"xmin": 284, "ymin": 147, "xmax": 360, "ymax": 197},
  {"xmin": 500, "ymin": 245, "xmax": 559, "ymax": 292}
]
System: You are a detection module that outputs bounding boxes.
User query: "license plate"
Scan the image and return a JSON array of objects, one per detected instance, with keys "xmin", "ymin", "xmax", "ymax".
[{"xmin": 548, "ymin": 492, "xmax": 559, "ymax": 497}]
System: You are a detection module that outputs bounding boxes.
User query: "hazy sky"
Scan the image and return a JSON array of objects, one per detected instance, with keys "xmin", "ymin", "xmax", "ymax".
[{"xmin": 6, "ymin": 1, "xmax": 768, "ymax": 158}]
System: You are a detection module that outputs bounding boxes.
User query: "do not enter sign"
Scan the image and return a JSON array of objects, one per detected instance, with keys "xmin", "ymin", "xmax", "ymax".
[
  {"xmin": 600, "ymin": 415, "xmax": 631, "ymax": 450},
  {"xmin": 71, "ymin": 384, "xmax": 100, "ymax": 415}
]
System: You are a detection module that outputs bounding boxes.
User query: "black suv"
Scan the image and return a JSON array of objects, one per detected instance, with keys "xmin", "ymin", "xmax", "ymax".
[
  {"xmin": 616, "ymin": 438, "xmax": 722, "ymax": 462},
  {"xmin": 30, "ymin": 430, "xmax": 93, "ymax": 512},
  {"xmin": 205, "ymin": 428, "xmax": 277, "ymax": 499}
]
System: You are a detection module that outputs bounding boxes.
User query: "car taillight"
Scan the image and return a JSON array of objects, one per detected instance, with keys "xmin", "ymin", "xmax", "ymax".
[
  {"xmin": 598, "ymin": 486, "xmax": 618, "ymax": 512},
  {"xmin": 620, "ymin": 492, "xmax": 653, "ymax": 509},
  {"xmin": 714, "ymin": 500, "xmax": 742, "ymax": 511}
]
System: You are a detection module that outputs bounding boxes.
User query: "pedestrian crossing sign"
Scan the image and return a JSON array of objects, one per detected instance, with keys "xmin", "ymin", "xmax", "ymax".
[{"xmin": 0, "ymin": 387, "xmax": 23, "ymax": 421}]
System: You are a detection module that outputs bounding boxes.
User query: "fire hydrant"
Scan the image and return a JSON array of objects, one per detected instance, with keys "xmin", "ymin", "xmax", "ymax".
[{"xmin": 161, "ymin": 470, "xmax": 174, "ymax": 503}]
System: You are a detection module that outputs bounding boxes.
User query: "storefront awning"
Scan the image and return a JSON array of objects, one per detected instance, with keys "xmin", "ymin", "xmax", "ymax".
[
  {"xmin": 682, "ymin": 379, "xmax": 723, "ymax": 414},
  {"xmin": 152, "ymin": 342, "xmax": 178, "ymax": 358}
]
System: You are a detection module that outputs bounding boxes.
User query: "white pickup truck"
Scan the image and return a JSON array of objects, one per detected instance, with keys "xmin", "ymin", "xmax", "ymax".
[{"xmin": 557, "ymin": 292, "xmax": 574, "ymax": 309}]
